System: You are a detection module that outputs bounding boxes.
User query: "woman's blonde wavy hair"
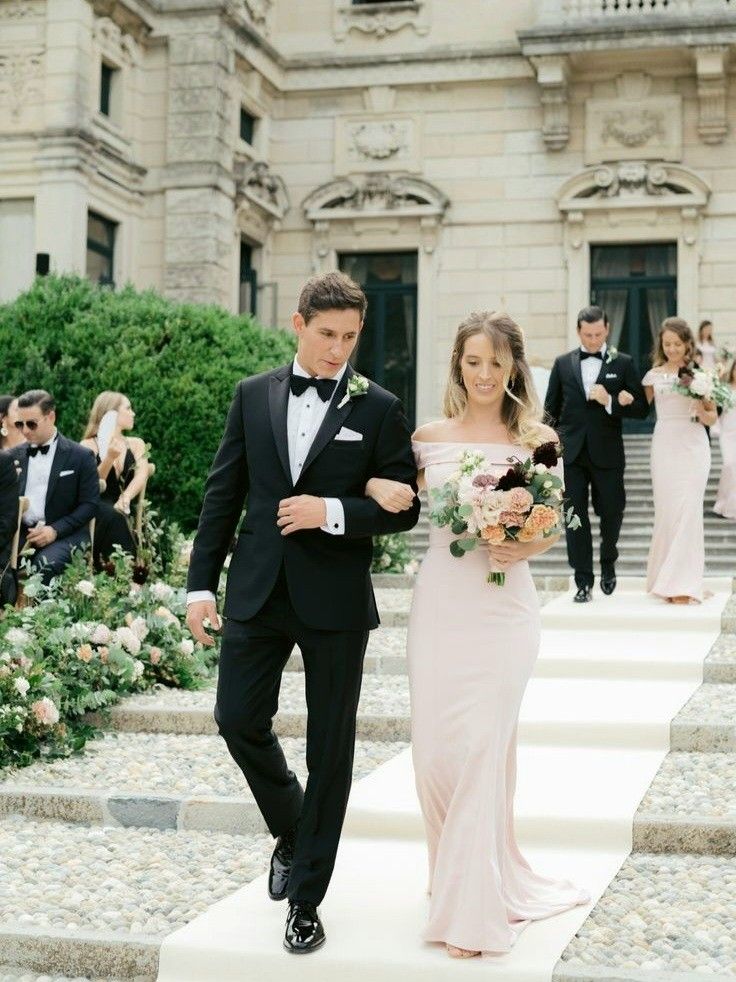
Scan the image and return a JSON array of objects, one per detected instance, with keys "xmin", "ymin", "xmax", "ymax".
[
  {"xmin": 443, "ymin": 311, "xmax": 548, "ymax": 450},
  {"xmin": 652, "ymin": 316, "xmax": 696, "ymax": 368},
  {"xmin": 83, "ymin": 391, "xmax": 128, "ymax": 440}
]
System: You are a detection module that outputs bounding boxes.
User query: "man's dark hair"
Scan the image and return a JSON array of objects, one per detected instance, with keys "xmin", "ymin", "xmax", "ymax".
[
  {"xmin": 298, "ymin": 271, "xmax": 368, "ymax": 325},
  {"xmin": 577, "ymin": 305, "xmax": 609, "ymax": 331},
  {"xmin": 17, "ymin": 389, "xmax": 55, "ymax": 414}
]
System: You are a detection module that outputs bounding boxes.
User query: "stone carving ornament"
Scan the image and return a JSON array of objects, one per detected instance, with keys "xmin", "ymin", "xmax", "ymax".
[
  {"xmin": 351, "ymin": 121, "xmax": 406, "ymax": 161},
  {"xmin": 236, "ymin": 160, "xmax": 290, "ymax": 217},
  {"xmin": 304, "ymin": 173, "xmax": 448, "ymax": 214},
  {"xmin": 601, "ymin": 109, "xmax": 665, "ymax": 148},
  {"xmin": 243, "ymin": 0, "xmax": 272, "ymax": 35},
  {"xmin": 0, "ymin": 49, "xmax": 44, "ymax": 120},
  {"xmin": 334, "ymin": 1, "xmax": 429, "ymax": 41},
  {"xmin": 593, "ymin": 162, "xmax": 672, "ymax": 198}
]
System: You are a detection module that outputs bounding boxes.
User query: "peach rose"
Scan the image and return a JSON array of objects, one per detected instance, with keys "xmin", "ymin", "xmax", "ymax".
[
  {"xmin": 76, "ymin": 644, "xmax": 93, "ymax": 663},
  {"xmin": 31, "ymin": 697, "xmax": 59, "ymax": 726},
  {"xmin": 505, "ymin": 487, "xmax": 534, "ymax": 513},
  {"xmin": 499, "ymin": 511, "xmax": 526, "ymax": 528},
  {"xmin": 481, "ymin": 525, "xmax": 506, "ymax": 545}
]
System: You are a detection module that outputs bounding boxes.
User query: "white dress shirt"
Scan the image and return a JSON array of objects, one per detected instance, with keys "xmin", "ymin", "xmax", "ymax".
[
  {"xmin": 23, "ymin": 431, "xmax": 59, "ymax": 526},
  {"xmin": 580, "ymin": 344, "xmax": 612, "ymax": 414},
  {"xmin": 187, "ymin": 359, "xmax": 348, "ymax": 606}
]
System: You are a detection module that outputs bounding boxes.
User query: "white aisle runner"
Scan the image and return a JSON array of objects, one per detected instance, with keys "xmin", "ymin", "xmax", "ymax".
[{"xmin": 157, "ymin": 578, "xmax": 729, "ymax": 982}]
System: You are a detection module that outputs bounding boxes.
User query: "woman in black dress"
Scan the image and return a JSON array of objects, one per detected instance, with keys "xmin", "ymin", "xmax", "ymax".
[{"xmin": 81, "ymin": 392, "xmax": 149, "ymax": 566}]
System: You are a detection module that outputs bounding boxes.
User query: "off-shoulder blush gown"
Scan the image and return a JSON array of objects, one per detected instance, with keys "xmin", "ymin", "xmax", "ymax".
[
  {"xmin": 643, "ymin": 370, "xmax": 710, "ymax": 601},
  {"xmin": 407, "ymin": 441, "xmax": 589, "ymax": 954},
  {"xmin": 714, "ymin": 403, "xmax": 736, "ymax": 519}
]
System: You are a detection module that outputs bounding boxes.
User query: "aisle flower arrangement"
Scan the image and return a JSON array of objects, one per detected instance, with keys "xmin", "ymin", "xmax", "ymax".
[{"xmin": 0, "ymin": 549, "xmax": 215, "ymax": 771}]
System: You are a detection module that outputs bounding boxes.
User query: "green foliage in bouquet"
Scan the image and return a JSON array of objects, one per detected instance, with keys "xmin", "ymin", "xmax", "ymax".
[
  {"xmin": 371, "ymin": 532, "xmax": 417, "ymax": 575},
  {"xmin": 0, "ymin": 274, "xmax": 296, "ymax": 529},
  {"xmin": 0, "ymin": 551, "xmax": 217, "ymax": 771}
]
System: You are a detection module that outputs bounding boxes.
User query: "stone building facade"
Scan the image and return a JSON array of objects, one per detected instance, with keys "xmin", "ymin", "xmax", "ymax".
[{"xmin": 1, "ymin": 0, "xmax": 735, "ymax": 422}]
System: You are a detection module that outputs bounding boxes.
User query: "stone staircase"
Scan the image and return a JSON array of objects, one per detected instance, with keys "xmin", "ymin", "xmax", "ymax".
[
  {"xmin": 410, "ymin": 433, "xmax": 736, "ymax": 580},
  {"xmin": 0, "ymin": 584, "xmax": 735, "ymax": 980}
]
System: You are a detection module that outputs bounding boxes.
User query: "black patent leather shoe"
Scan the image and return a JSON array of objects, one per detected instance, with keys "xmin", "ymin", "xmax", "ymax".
[
  {"xmin": 268, "ymin": 825, "xmax": 297, "ymax": 902},
  {"xmin": 573, "ymin": 585, "xmax": 592, "ymax": 603},
  {"xmin": 600, "ymin": 575, "xmax": 617, "ymax": 596},
  {"xmin": 284, "ymin": 901, "xmax": 325, "ymax": 954}
]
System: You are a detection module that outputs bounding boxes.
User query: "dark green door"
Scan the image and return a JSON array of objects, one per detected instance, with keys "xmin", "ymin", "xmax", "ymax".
[
  {"xmin": 339, "ymin": 252, "xmax": 418, "ymax": 426},
  {"xmin": 590, "ymin": 243, "xmax": 677, "ymax": 433}
]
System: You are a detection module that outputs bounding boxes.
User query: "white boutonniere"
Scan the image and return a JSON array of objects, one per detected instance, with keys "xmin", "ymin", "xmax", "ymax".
[
  {"xmin": 605, "ymin": 347, "xmax": 619, "ymax": 365},
  {"xmin": 337, "ymin": 373, "xmax": 369, "ymax": 410}
]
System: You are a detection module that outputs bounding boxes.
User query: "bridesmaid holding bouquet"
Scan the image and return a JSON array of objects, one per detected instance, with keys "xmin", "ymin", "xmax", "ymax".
[
  {"xmin": 643, "ymin": 318, "xmax": 716, "ymax": 603},
  {"xmin": 714, "ymin": 361, "xmax": 736, "ymax": 520}
]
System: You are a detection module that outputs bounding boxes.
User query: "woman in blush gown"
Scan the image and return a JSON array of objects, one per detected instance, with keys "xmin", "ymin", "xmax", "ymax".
[
  {"xmin": 365, "ymin": 312, "xmax": 589, "ymax": 958},
  {"xmin": 696, "ymin": 319, "xmax": 718, "ymax": 372},
  {"xmin": 713, "ymin": 361, "xmax": 736, "ymax": 519},
  {"xmin": 643, "ymin": 318, "xmax": 716, "ymax": 603}
]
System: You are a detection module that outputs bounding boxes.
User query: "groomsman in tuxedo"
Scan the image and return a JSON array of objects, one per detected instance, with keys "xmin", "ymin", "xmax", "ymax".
[
  {"xmin": 11, "ymin": 390, "xmax": 99, "ymax": 584},
  {"xmin": 186, "ymin": 271, "xmax": 420, "ymax": 954},
  {"xmin": 544, "ymin": 306, "xmax": 649, "ymax": 602},
  {"xmin": 0, "ymin": 450, "xmax": 20, "ymax": 604}
]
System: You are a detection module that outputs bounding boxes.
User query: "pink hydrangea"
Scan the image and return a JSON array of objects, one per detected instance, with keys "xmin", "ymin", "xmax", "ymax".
[
  {"xmin": 90, "ymin": 624, "xmax": 111, "ymax": 645},
  {"xmin": 31, "ymin": 697, "xmax": 60, "ymax": 726}
]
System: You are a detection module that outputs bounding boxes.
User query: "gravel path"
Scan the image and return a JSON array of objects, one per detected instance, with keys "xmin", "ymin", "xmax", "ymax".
[
  {"xmin": 637, "ymin": 751, "xmax": 736, "ymax": 818},
  {"xmin": 559, "ymin": 852, "xmax": 736, "ymax": 975},
  {"xmin": 0, "ymin": 816, "xmax": 272, "ymax": 938},
  {"xmin": 1, "ymin": 735, "xmax": 407, "ymax": 798},
  {"xmin": 677, "ymin": 682, "xmax": 736, "ymax": 722}
]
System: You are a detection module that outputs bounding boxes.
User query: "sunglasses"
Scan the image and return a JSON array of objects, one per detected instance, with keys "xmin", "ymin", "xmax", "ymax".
[{"xmin": 14, "ymin": 420, "xmax": 41, "ymax": 431}]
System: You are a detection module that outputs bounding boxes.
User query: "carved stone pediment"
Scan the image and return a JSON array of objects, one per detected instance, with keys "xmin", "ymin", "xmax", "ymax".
[
  {"xmin": 235, "ymin": 159, "xmax": 290, "ymax": 220},
  {"xmin": 303, "ymin": 173, "xmax": 448, "ymax": 220},
  {"xmin": 585, "ymin": 76, "xmax": 682, "ymax": 165},
  {"xmin": 558, "ymin": 162, "xmax": 710, "ymax": 212},
  {"xmin": 93, "ymin": 16, "xmax": 140, "ymax": 66},
  {"xmin": 333, "ymin": 1, "xmax": 429, "ymax": 42}
]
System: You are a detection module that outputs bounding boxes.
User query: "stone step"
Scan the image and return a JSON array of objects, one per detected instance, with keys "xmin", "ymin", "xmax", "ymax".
[
  {"xmin": 633, "ymin": 751, "xmax": 736, "ymax": 856},
  {"xmin": 555, "ymin": 852, "xmax": 736, "ymax": 980},
  {"xmin": 0, "ymin": 815, "xmax": 273, "ymax": 980},
  {"xmin": 0, "ymin": 734, "xmax": 406, "ymax": 837},
  {"xmin": 670, "ymin": 682, "xmax": 736, "ymax": 751}
]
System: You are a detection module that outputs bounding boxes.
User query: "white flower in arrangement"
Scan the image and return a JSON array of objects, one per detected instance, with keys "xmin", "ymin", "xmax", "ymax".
[
  {"xmin": 605, "ymin": 347, "xmax": 619, "ymax": 364},
  {"xmin": 404, "ymin": 559, "xmax": 420, "ymax": 576},
  {"xmin": 132, "ymin": 659, "xmax": 145, "ymax": 681},
  {"xmin": 75, "ymin": 580, "xmax": 96, "ymax": 598},
  {"xmin": 154, "ymin": 606, "xmax": 179, "ymax": 626},
  {"xmin": 179, "ymin": 638, "xmax": 195, "ymax": 656},
  {"xmin": 534, "ymin": 464, "xmax": 549, "ymax": 475},
  {"xmin": 689, "ymin": 372, "xmax": 713, "ymax": 398},
  {"xmin": 14, "ymin": 677, "xmax": 30, "ymax": 698},
  {"xmin": 113, "ymin": 627, "xmax": 141, "ymax": 656},
  {"xmin": 0, "ymin": 651, "xmax": 10, "ymax": 662},
  {"xmin": 337, "ymin": 373, "xmax": 370, "ymax": 410},
  {"xmin": 150, "ymin": 581, "xmax": 174, "ymax": 604},
  {"xmin": 129, "ymin": 617, "xmax": 149, "ymax": 642},
  {"xmin": 31, "ymin": 697, "xmax": 59, "ymax": 726},
  {"xmin": 90, "ymin": 624, "xmax": 112, "ymax": 645},
  {"xmin": 5, "ymin": 628, "xmax": 30, "ymax": 649},
  {"xmin": 380, "ymin": 553, "xmax": 392, "ymax": 568}
]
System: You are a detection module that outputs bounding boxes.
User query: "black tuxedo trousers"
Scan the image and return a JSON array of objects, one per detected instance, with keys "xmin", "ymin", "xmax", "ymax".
[
  {"xmin": 215, "ymin": 567, "xmax": 368, "ymax": 905},
  {"xmin": 564, "ymin": 444, "xmax": 625, "ymax": 588}
]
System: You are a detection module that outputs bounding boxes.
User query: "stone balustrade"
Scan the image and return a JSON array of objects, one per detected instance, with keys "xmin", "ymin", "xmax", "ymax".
[{"xmin": 535, "ymin": 0, "xmax": 733, "ymax": 22}]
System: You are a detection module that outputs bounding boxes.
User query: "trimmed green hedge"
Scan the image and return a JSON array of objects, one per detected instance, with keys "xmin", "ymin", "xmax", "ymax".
[{"xmin": 0, "ymin": 275, "xmax": 295, "ymax": 529}]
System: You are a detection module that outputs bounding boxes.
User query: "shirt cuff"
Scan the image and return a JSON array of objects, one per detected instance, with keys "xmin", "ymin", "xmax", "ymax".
[
  {"xmin": 605, "ymin": 395, "xmax": 613, "ymax": 415},
  {"xmin": 321, "ymin": 497, "xmax": 345, "ymax": 535},
  {"xmin": 187, "ymin": 590, "xmax": 216, "ymax": 605}
]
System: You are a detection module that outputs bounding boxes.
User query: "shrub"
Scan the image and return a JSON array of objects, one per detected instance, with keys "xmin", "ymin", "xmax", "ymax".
[{"xmin": 0, "ymin": 275, "xmax": 295, "ymax": 529}]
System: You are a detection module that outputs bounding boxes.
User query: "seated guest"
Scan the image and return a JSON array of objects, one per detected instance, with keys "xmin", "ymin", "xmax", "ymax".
[
  {"xmin": 12, "ymin": 390, "xmax": 99, "ymax": 584},
  {"xmin": 0, "ymin": 449, "xmax": 20, "ymax": 605},
  {"xmin": 0, "ymin": 396, "xmax": 25, "ymax": 451},
  {"xmin": 81, "ymin": 392, "xmax": 148, "ymax": 565}
]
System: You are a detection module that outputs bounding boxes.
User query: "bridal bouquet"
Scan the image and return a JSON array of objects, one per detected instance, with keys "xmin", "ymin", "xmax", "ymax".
[
  {"xmin": 429, "ymin": 442, "xmax": 580, "ymax": 586},
  {"xmin": 673, "ymin": 364, "xmax": 735, "ymax": 411}
]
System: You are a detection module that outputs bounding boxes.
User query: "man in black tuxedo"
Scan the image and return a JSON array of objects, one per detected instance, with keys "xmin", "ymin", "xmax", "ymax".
[
  {"xmin": 186, "ymin": 271, "xmax": 420, "ymax": 954},
  {"xmin": 12, "ymin": 390, "xmax": 99, "ymax": 584},
  {"xmin": 544, "ymin": 306, "xmax": 649, "ymax": 602},
  {"xmin": 0, "ymin": 450, "xmax": 20, "ymax": 604}
]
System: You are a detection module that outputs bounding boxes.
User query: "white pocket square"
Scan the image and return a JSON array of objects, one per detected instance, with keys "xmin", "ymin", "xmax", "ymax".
[
  {"xmin": 334, "ymin": 427, "xmax": 363, "ymax": 442},
  {"xmin": 59, "ymin": 470, "xmax": 75, "ymax": 477},
  {"xmin": 605, "ymin": 374, "xmax": 617, "ymax": 379}
]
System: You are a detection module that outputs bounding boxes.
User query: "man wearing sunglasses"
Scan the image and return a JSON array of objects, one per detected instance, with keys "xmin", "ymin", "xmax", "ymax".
[{"xmin": 11, "ymin": 390, "xmax": 99, "ymax": 583}]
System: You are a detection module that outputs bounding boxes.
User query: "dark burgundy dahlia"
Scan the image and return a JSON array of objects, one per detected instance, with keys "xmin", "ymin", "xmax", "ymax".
[
  {"xmin": 496, "ymin": 467, "xmax": 528, "ymax": 491},
  {"xmin": 532, "ymin": 441, "xmax": 560, "ymax": 468}
]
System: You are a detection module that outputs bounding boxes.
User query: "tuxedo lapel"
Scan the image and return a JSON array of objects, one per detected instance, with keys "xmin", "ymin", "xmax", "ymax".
[
  {"xmin": 45, "ymin": 435, "xmax": 70, "ymax": 510},
  {"xmin": 297, "ymin": 369, "xmax": 355, "ymax": 482},
  {"xmin": 12, "ymin": 445, "xmax": 29, "ymax": 495},
  {"xmin": 269, "ymin": 368, "xmax": 293, "ymax": 487},
  {"xmin": 571, "ymin": 350, "xmax": 586, "ymax": 398}
]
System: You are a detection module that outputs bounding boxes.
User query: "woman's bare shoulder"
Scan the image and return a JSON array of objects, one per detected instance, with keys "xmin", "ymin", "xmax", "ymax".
[{"xmin": 412, "ymin": 420, "xmax": 451, "ymax": 443}]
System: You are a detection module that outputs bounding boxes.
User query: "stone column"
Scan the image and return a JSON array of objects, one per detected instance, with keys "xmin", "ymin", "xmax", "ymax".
[{"xmin": 162, "ymin": 14, "xmax": 236, "ymax": 307}]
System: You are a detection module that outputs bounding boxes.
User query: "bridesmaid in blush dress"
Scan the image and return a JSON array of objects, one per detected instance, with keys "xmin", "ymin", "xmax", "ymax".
[
  {"xmin": 365, "ymin": 312, "xmax": 589, "ymax": 958},
  {"xmin": 643, "ymin": 318, "xmax": 716, "ymax": 604},
  {"xmin": 713, "ymin": 361, "xmax": 736, "ymax": 520}
]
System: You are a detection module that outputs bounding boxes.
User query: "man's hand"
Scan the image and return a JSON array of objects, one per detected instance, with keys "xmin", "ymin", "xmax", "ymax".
[
  {"xmin": 277, "ymin": 495, "xmax": 327, "ymax": 535},
  {"xmin": 618, "ymin": 390, "xmax": 635, "ymax": 407},
  {"xmin": 25, "ymin": 524, "xmax": 57, "ymax": 548},
  {"xmin": 186, "ymin": 599, "xmax": 221, "ymax": 647},
  {"xmin": 365, "ymin": 477, "xmax": 416, "ymax": 513},
  {"xmin": 588, "ymin": 384, "xmax": 610, "ymax": 406}
]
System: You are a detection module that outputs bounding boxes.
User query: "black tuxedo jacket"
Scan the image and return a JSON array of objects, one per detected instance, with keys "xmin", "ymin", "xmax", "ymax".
[
  {"xmin": 544, "ymin": 349, "xmax": 649, "ymax": 469},
  {"xmin": 0, "ymin": 451, "xmax": 19, "ymax": 560},
  {"xmin": 12, "ymin": 434, "xmax": 99, "ymax": 538},
  {"xmin": 187, "ymin": 364, "xmax": 420, "ymax": 631}
]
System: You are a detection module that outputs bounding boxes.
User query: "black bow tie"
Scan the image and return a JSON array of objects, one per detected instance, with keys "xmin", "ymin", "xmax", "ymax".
[
  {"xmin": 289, "ymin": 374, "xmax": 338, "ymax": 403},
  {"xmin": 28, "ymin": 444, "xmax": 51, "ymax": 457},
  {"xmin": 580, "ymin": 350, "xmax": 603, "ymax": 361}
]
